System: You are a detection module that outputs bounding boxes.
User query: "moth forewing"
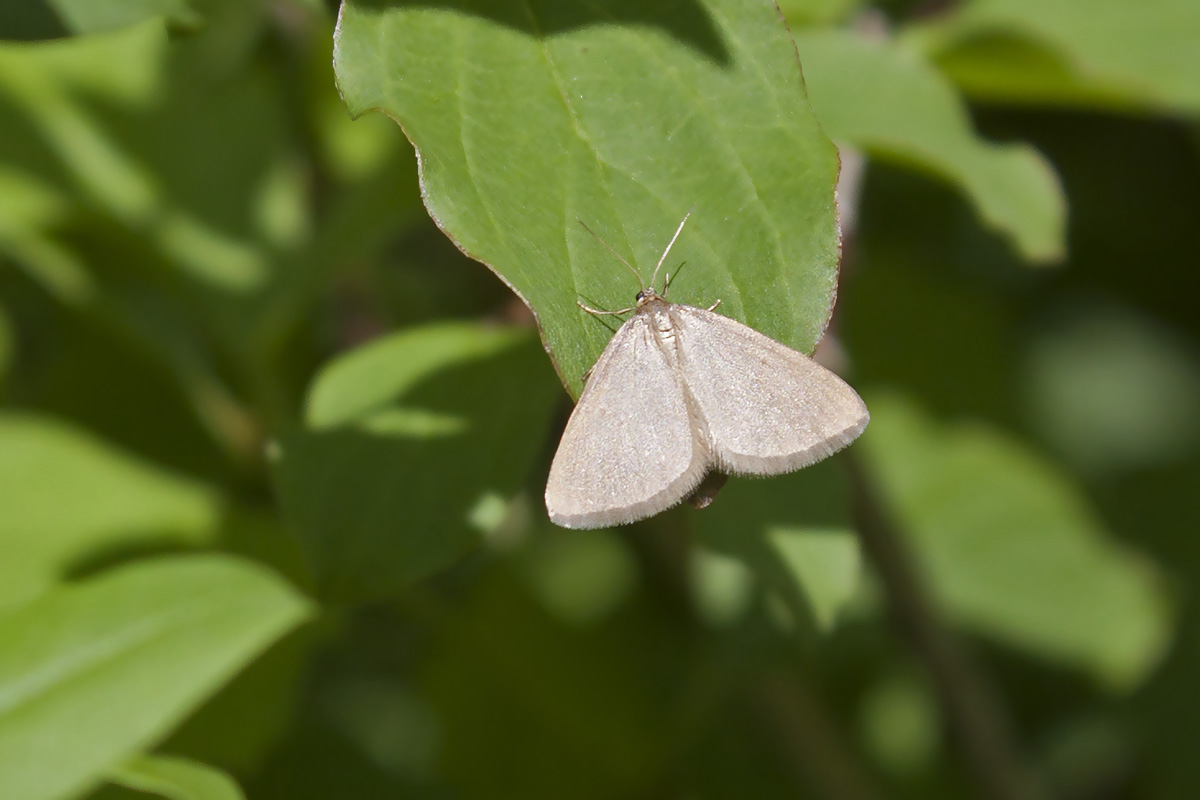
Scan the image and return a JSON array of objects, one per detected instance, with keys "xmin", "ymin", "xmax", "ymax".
[
  {"xmin": 672, "ymin": 305, "xmax": 869, "ymax": 476},
  {"xmin": 544, "ymin": 311, "xmax": 709, "ymax": 529}
]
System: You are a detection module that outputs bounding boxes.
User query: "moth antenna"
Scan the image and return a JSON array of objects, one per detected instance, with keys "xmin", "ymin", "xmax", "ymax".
[
  {"xmin": 578, "ymin": 220, "xmax": 644, "ymax": 292},
  {"xmin": 650, "ymin": 210, "xmax": 692, "ymax": 292}
]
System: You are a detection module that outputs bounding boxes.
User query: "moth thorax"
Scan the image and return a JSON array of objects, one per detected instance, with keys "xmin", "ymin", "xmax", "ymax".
[{"xmin": 649, "ymin": 306, "xmax": 676, "ymax": 339}]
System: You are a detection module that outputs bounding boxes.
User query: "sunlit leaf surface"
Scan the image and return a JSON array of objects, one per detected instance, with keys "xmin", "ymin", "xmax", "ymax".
[{"xmin": 334, "ymin": 0, "xmax": 842, "ymax": 396}]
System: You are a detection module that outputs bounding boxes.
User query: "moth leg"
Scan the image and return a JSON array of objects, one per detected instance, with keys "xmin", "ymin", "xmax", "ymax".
[
  {"xmin": 662, "ymin": 260, "xmax": 690, "ymax": 296},
  {"xmin": 578, "ymin": 300, "xmax": 635, "ymax": 316},
  {"xmin": 706, "ymin": 299, "xmax": 722, "ymax": 312}
]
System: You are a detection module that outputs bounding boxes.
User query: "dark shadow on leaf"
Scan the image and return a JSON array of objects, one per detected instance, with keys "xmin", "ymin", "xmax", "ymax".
[
  {"xmin": 350, "ymin": 0, "xmax": 731, "ymax": 66},
  {"xmin": 273, "ymin": 334, "xmax": 560, "ymax": 604}
]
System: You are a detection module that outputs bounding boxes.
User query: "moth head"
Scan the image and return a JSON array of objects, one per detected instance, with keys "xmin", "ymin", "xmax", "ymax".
[{"xmin": 635, "ymin": 287, "xmax": 659, "ymax": 305}]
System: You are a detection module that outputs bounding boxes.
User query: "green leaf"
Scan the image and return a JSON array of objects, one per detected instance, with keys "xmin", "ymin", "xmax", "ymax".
[
  {"xmin": 778, "ymin": 0, "xmax": 862, "ymax": 27},
  {"xmin": 795, "ymin": 28, "xmax": 1065, "ymax": 263},
  {"xmin": 0, "ymin": 413, "xmax": 221, "ymax": 612},
  {"xmin": 906, "ymin": 0, "xmax": 1200, "ymax": 115},
  {"xmin": 4, "ymin": 0, "xmax": 200, "ymax": 38},
  {"xmin": 691, "ymin": 459, "xmax": 861, "ymax": 633},
  {"xmin": 51, "ymin": 0, "xmax": 200, "ymax": 34},
  {"xmin": 0, "ymin": 18, "xmax": 165, "ymax": 100},
  {"xmin": 0, "ymin": 165, "xmax": 70, "ymax": 241},
  {"xmin": 0, "ymin": 166, "xmax": 93, "ymax": 303},
  {"xmin": 0, "ymin": 20, "xmax": 148, "ymax": 210},
  {"xmin": 0, "ymin": 10, "xmax": 428, "ymax": 458},
  {"xmin": 0, "ymin": 23, "xmax": 167, "ymax": 242},
  {"xmin": 161, "ymin": 600, "xmax": 317, "ymax": 771},
  {"xmin": 0, "ymin": 19, "xmax": 303, "ymax": 324},
  {"xmin": 0, "ymin": 1, "xmax": 196, "ymax": 41},
  {"xmin": 0, "ymin": 555, "xmax": 310, "ymax": 800},
  {"xmin": 272, "ymin": 322, "xmax": 561, "ymax": 602},
  {"xmin": 108, "ymin": 754, "xmax": 243, "ymax": 800},
  {"xmin": 861, "ymin": 393, "xmax": 1171, "ymax": 689},
  {"xmin": 334, "ymin": 0, "xmax": 841, "ymax": 397}
]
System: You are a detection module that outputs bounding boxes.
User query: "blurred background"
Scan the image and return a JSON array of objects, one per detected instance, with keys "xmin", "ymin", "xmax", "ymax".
[{"xmin": 1, "ymin": 0, "xmax": 1197, "ymax": 799}]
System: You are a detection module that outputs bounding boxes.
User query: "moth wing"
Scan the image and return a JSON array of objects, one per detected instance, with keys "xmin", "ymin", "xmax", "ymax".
[
  {"xmin": 546, "ymin": 314, "xmax": 708, "ymax": 529},
  {"xmin": 674, "ymin": 305, "xmax": 868, "ymax": 475}
]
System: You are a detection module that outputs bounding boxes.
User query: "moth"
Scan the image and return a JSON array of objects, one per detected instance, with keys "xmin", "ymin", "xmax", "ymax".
[{"xmin": 545, "ymin": 214, "xmax": 868, "ymax": 529}]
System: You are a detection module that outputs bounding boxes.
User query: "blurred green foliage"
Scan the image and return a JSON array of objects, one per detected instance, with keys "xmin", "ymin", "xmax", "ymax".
[{"xmin": 0, "ymin": 1, "xmax": 1197, "ymax": 799}]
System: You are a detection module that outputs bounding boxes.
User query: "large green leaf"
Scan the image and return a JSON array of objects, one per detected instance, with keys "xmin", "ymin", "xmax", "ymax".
[
  {"xmin": 272, "ymin": 322, "xmax": 560, "ymax": 602},
  {"xmin": 906, "ymin": 0, "xmax": 1200, "ymax": 115},
  {"xmin": 861, "ymin": 394, "xmax": 1171, "ymax": 689},
  {"xmin": 691, "ymin": 459, "xmax": 861, "ymax": 633},
  {"xmin": 334, "ymin": 0, "xmax": 841, "ymax": 397},
  {"xmin": 107, "ymin": 755, "xmax": 243, "ymax": 800},
  {"xmin": 0, "ymin": 413, "xmax": 220, "ymax": 611},
  {"xmin": 795, "ymin": 28, "xmax": 1065, "ymax": 263},
  {"xmin": 0, "ymin": 555, "xmax": 310, "ymax": 800}
]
